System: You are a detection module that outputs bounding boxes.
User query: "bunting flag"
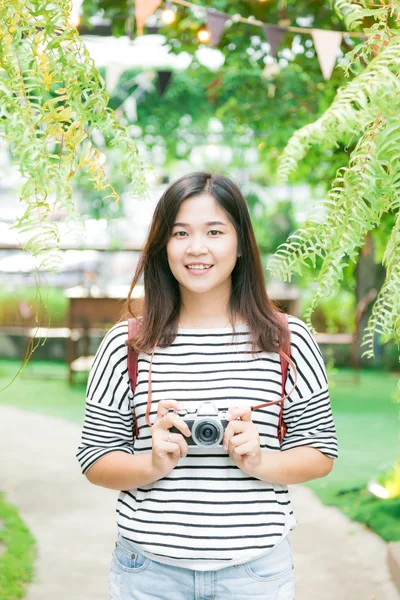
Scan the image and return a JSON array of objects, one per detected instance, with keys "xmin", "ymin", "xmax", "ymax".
[
  {"xmin": 135, "ymin": 0, "xmax": 161, "ymax": 35},
  {"xmin": 123, "ymin": 95, "xmax": 138, "ymax": 121},
  {"xmin": 157, "ymin": 71, "xmax": 173, "ymax": 96},
  {"xmin": 311, "ymin": 29, "xmax": 343, "ymax": 80},
  {"xmin": 207, "ymin": 11, "xmax": 230, "ymax": 48},
  {"xmin": 262, "ymin": 25, "xmax": 286, "ymax": 57},
  {"xmin": 105, "ymin": 62, "xmax": 126, "ymax": 94}
]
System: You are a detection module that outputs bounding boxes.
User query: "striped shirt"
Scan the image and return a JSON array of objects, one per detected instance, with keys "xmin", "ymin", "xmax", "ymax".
[{"xmin": 77, "ymin": 316, "xmax": 338, "ymax": 571}]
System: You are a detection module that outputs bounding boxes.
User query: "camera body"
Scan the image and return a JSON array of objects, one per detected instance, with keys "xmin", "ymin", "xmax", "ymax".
[{"xmin": 169, "ymin": 401, "xmax": 229, "ymax": 448}]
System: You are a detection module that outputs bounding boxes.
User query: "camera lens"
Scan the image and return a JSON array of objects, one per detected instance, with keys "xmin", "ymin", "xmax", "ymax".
[{"xmin": 196, "ymin": 421, "xmax": 219, "ymax": 446}]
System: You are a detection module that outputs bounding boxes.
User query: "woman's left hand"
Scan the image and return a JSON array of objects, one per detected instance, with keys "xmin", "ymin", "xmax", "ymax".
[{"xmin": 223, "ymin": 406, "xmax": 262, "ymax": 476}]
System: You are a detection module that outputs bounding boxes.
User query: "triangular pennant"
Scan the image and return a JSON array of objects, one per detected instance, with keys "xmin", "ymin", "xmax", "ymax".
[
  {"xmin": 135, "ymin": 0, "xmax": 161, "ymax": 35},
  {"xmin": 311, "ymin": 29, "xmax": 343, "ymax": 80},
  {"xmin": 207, "ymin": 11, "xmax": 229, "ymax": 47},
  {"xmin": 157, "ymin": 71, "xmax": 173, "ymax": 96},
  {"xmin": 123, "ymin": 95, "xmax": 137, "ymax": 122},
  {"xmin": 105, "ymin": 62, "xmax": 126, "ymax": 94},
  {"xmin": 262, "ymin": 25, "xmax": 286, "ymax": 57}
]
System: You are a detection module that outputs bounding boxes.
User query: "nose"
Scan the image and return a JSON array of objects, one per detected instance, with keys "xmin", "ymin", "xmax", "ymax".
[{"xmin": 186, "ymin": 236, "xmax": 209, "ymax": 256}]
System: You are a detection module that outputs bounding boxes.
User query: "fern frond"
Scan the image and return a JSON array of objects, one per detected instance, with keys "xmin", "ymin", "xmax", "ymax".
[
  {"xmin": 270, "ymin": 113, "xmax": 390, "ymax": 284},
  {"xmin": 272, "ymin": 96, "xmax": 400, "ymax": 358},
  {"xmin": 361, "ymin": 212, "xmax": 400, "ymax": 358},
  {"xmin": 272, "ymin": 4, "xmax": 400, "ymax": 361},
  {"xmin": 277, "ymin": 35, "xmax": 400, "ymax": 183},
  {"xmin": 331, "ymin": 0, "xmax": 367, "ymax": 31},
  {"xmin": 0, "ymin": 0, "xmax": 150, "ymax": 280}
]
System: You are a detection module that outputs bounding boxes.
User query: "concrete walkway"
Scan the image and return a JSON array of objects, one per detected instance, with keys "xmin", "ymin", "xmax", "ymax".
[{"xmin": 0, "ymin": 405, "xmax": 398, "ymax": 600}]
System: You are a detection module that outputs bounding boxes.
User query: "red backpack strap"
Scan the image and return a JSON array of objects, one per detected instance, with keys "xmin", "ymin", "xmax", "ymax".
[
  {"xmin": 127, "ymin": 318, "xmax": 140, "ymax": 438},
  {"xmin": 278, "ymin": 313, "xmax": 291, "ymax": 444}
]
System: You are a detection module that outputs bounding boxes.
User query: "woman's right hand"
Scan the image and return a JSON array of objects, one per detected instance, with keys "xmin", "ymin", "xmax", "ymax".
[{"xmin": 151, "ymin": 400, "xmax": 190, "ymax": 478}]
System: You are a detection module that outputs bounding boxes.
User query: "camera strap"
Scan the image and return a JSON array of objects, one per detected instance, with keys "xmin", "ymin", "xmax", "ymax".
[
  {"xmin": 127, "ymin": 313, "xmax": 294, "ymax": 443},
  {"xmin": 127, "ymin": 317, "xmax": 140, "ymax": 438}
]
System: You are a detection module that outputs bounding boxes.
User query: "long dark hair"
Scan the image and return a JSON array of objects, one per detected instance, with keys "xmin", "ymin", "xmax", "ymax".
[{"xmin": 121, "ymin": 171, "xmax": 290, "ymax": 355}]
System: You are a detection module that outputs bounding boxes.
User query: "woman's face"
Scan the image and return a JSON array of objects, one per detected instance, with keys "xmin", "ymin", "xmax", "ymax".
[{"xmin": 166, "ymin": 193, "xmax": 239, "ymax": 298}]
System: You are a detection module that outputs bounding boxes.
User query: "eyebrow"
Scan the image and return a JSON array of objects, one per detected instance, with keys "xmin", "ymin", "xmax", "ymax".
[{"xmin": 172, "ymin": 221, "xmax": 227, "ymax": 227}]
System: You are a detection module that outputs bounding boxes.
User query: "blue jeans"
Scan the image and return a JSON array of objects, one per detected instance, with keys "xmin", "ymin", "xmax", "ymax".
[{"xmin": 109, "ymin": 534, "xmax": 295, "ymax": 600}]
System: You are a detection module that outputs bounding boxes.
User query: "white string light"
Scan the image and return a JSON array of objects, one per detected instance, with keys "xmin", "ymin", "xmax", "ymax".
[
  {"xmin": 162, "ymin": 0, "xmax": 176, "ymax": 24},
  {"xmin": 197, "ymin": 26, "xmax": 211, "ymax": 43}
]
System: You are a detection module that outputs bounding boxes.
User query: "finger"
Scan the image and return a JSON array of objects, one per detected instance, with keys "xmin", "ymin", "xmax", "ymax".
[
  {"xmin": 223, "ymin": 424, "xmax": 244, "ymax": 450},
  {"xmin": 157, "ymin": 439, "xmax": 182, "ymax": 456},
  {"xmin": 159, "ymin": 413, "xmax": 191, "ymax": 437},
  {"xmin": 227, "ymin": 432, "xmax": 249, "ymax": 448},
  {"xmin": 225, "ymin": 419, "xmax": 250, "ymax": 440},
  {"xmin": 231, "ymin": 441, "xmax": 258, "ymax": 456},
  {"xmin": 155, "ymin": 400, "xmax": 183, "ymax": 423},
  {"xmin": 164, "ymin": 433, "xmax": 189, "ymax": 458},
  {"xmin": 227, "ymin": 406, "xmax": 252, "ymax": 422},
  {"xmin": 226, "ymin": 432, "xmax": 253, "ymax": 454},
  {"xmin": 222, "ymin": 422, "xmax": 235, "ymax": 450},
  {"xmin": 223, "ymin": 423, "xmax": 256, "ymax": 450},
  {"xmin": 223, "ymin": 420, "xmax": 245, "ymax": 449}
]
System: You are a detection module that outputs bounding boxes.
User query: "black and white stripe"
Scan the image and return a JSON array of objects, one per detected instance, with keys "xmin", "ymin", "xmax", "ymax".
[{"xmin": 77, "ymin": 316, "xmax": 338, "ymax": 570}]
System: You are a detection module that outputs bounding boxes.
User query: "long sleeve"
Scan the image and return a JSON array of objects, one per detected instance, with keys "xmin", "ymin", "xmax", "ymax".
[
  {"xmin": 280, "ymin": 317, "xmax": 338, "ymax": 459},
  {"xmin": 76, "ymin": 321, "xmax": 135, "ymax": 475}
]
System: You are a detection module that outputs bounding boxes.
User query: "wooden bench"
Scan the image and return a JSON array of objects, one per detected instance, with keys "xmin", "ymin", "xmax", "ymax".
[
  {"xmin": 313, "ymin": 289, "xmax": 378, "ymax": 381},
  {"xmin": 21, "ymin": 327, "xmax": 83, "ymax": 359},
  {"xmin": 64, "ymin": 286, "xmax": 144, "ymax": 384},
  {"xmin": 67, "ymin": 327, "xmax": 113, "ymax": 384},
  {"xmin": 314, "ymin": 333, "xmax": 353, "ymax": 345},
  {"xmin": 314, "ymin": 331, "xmax": 358, "ymax": 381},
  {"xmin": 69, "ymin": 355, "xmax": 96, "ymax": 382}
]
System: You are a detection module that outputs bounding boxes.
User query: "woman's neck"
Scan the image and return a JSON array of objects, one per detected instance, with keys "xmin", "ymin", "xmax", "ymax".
[
  {"xmin": 178, "ymin": 281, "xmax": 245, "ymax": 329},
  {"xmin": 178, "ymin": 303, "xmax": 244, "ymax": 329},
  {"xmin": 178, "ymin": 315, "xmax": 237, "ymax": 329}
]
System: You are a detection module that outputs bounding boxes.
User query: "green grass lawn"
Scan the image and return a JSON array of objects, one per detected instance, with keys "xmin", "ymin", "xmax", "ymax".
[
  {"xmin": 0, "ymin": 360, "xmax": 87, "ymax": 424},
  {"xmin": 306, "ymin": 368, "xmax": 400, "ymax": 541},
  {"xmin": 309, "ymin": 368, "xmax": 400, "ymax": 497},
  {"xmin": 0, "ymin": 360, "xmax": 399, "ymax": 541},
  {"xmin": 0, "ymin": 492, "xmax": 36, "ymax": 600}
]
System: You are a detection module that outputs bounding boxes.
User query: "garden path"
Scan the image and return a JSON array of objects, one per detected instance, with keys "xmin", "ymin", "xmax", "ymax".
[{"xmin": 0, "ymin": 405, "xmax": 398, "ymax": 600}]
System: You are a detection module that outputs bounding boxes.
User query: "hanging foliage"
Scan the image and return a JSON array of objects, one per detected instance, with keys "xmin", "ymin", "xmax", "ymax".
[
  {"xmin": 81, "ymin": 0, "xmax": 355, "ymax": 179},
  {"xmin": 0, "ymin": 0, "xmax": 150, "ymax": 274},
  {"xmin": 269, "ymin": 0, "xmax": 400, "ymax": 360}
]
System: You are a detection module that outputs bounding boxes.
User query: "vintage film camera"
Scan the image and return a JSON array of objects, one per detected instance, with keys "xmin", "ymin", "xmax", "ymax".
[{"xmin": 169, "ymin": 401, "xmax": 230, "ymax": 448}]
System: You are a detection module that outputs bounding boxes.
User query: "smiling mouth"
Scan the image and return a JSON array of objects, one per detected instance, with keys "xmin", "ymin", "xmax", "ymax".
[{"xmin": 185, "ymin": 265, "xmax": 214, "ymax": 270}]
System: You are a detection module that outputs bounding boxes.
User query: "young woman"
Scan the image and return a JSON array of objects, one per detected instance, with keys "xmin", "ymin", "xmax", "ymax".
[{"xmin": 77, "ymin": 172, "xmax": 338, "ymax": 600}]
